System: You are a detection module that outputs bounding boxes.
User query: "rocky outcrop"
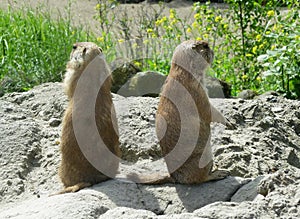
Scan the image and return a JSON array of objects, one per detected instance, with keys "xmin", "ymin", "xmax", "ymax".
[
  {"xmin": 111, "ymin": 61, "xmax": 141, "ymax": 93},
  {"xmin": 117, "ymin": 71, "xmax": 166, "ymax": 97},
  {"xmin": 0, "ymin": 82, "xmax": 299, "ymax": 218},
  {"xmin": 114, "ymin": 71, "xmax": 231, "ymax": 98}
]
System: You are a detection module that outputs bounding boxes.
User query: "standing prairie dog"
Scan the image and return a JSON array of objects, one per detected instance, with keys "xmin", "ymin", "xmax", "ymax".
[
  {"xmin": 130, "ymin": 40, "xmax": 229, "ymax": 184},
  {"xmin": 57, "ymin": 42, "xmax": 121, "ymax": 194}
]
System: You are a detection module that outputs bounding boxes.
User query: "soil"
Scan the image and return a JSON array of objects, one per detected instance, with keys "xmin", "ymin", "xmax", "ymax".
[{"xmin": 0, "ymin": 0, "xmax": 197, "ymax": 36}]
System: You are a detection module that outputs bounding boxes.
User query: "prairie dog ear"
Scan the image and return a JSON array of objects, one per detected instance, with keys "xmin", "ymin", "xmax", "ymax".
[{"xmin": 82, "ymin": 47, "xmax": 87, "ymax": 56}]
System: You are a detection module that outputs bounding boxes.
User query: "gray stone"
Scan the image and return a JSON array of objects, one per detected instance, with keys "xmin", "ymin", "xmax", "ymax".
[
  {"xmin": 111, "ymin": 60, "xmax": 141, "ymax": 93},
  {"xmin": 231, "ymin": 176, "xmax": 264, "ymax": 202},
  {"xmin": 99, "ymin": 207, "xmax": 157, "ymax": 219},
  {"xmin": 205, "ymin": 75, "xmax": 231, "ymax": 98},
  {"xmin": 0, "ymin": 82, "xmax": 299, "ymax": 218},
  {"xmin": 0, "ymin": 192, "xmax": 109, "ymax": 219},
  {"xmin": 0, "ymin": 177, "xmax": 249, "ymax": 218},
  {"xmin": 49, "ymin": 118, "xmax": 61, "ymax": 127},
  {"xmin": 237, "ymin": 89, "xmax": 257, "ymax": 99},
  {"xmin": 194, "ymin": 201, "xmax": 274, "ymax": 219},
  {"xmin": 117, "ymin": 71, "xmax": 166, "ymax": 97}
]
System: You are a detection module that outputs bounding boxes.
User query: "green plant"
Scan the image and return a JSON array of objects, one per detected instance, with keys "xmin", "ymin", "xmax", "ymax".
[
  {"xmin": 258, "ymin": 7, "xmax": 300, "ymax": 98},
  {"xmin": 0, "ymin": 4, "xmax": 93, "ymax": 95},
  {"xmin": 191, "ymin": 0, "xmax": 299, "ymax": 97}
]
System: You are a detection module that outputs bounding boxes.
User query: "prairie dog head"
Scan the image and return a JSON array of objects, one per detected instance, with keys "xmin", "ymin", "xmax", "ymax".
[
  {"xmin": 171, "ymin": 40, "xmax": 214, "ymax": 84},
  {"xmin": 68, "ymin": 42, "xmax": 102, "ymax": 68},
  {"xmin": 64, "ymin": 42, "xmax": 103, "ymax": 98}
]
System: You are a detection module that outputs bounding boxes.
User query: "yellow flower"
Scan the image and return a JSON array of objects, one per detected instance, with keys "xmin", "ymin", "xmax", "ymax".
[
  {"xmin": 118, "ymin": 39, "xmax": 125, "ymax": 43},
  {"xmin": 162, "ymin": 16, "xmax": 167, "ymax": 22},
  {"xmin": 256, "ymin": 76, "xmax": 262, "ymax": 82},
  {"xmin": 215, "ymin": 16, "xmax": 222, "ymax": 23},
  {"xmin": 167, "ymin": 26, "xmax": 173, "ymax": 31},
  {"xmin": 203, "ymin": 33, "xmax": 209, "ymax": 39},
  {"xmin": 272, "ymin": 24, "xmax": 277, "ymax": 31},
  {"xmin": 152, "ymin": 33, "xmax": 157, "ymax": 38},
  {"xmin": 134, "ymin": 61, "xmax": 142, "ymax": 67},
  {"xmin": 186, "ymin": 27, "xmax": 192, "ymax": 33},
  {"xmin": 97, "ymin": 37, "xmax": 104, "ymax": 42},
  {"xmin": 266, "ymin": 31, "xmax": 271, "ymax": 35},
  {"xmin": 242, "ymin": 74, "xmax": 248, "ymax": 80},
  {"xmin": 259, "ymin": 44, "xmax": 264, "ymax": 49},
  {"xmin": 192, "ymin": 22, "xmax": 198, "ymax": 28},
  {"xmin": 155, "ymin": 19, "xmax": 162, "ymax": 26},
  {"xmin": 196, "ymin": 37, "xmax": 202, "ymax": 41},
  {"xmin": 194, "ymin": 13, "xmax": 201, "ymax": 20},
  {"xmin": 252, "ymin": 46, "xmax": 258, "ymax": 54},
  {"xmin": 256, "ymin": 34, "xmax": 262, "ymax": 42},
  {"xmin": 246, "ymin": 53, "xmax": 253, "ymax": 57},
  {"xmin": 169, "ymin": 9, "xmax": 175, "ymax": 19},
  {"xmin": 95, "ymin": 4, "xmax": 101, "ymax": 10},
  {"xmin": 171, "ymin": 19, "xmax": 178, "ymax": 25},
  {"xmin": 267, "ymin": 10, "xmax": 275, "ymax": 17},
  {"xmin": 207, "ymin": 27, "xmax": 212, "ymax": 31},
  {"xmin": 295, "ymin": 35, "xmax": 300, "ymax": 41},
  {"xmin": 271, "ymin": 45, "xmax": 276, "ymax": 50},
  {"xmin": 71, "ymin": 31, "xmax": 75, "ymax": 35},
  {"xmin": 223, "ymin": 24, "xmax": 228, "ymax": 29},
  {"xmin": 170, "ymin": 9, "xmax": 175, "ymax": 14},
  {"xmin": 147, "ymin": 28, "xmax": 153, "ymax": 33}
]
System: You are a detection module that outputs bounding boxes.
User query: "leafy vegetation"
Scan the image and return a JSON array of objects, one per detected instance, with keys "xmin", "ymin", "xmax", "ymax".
[
  {"xmin": 94, "ymin": 0, "xmax": 299, "ymax": 98},
  {"xmin": 0, "ymin": 0, "xmax": 299, "ymax": 98},
  {"xmin": 0, "ymin": 5, "xmax": 93, "ymax": 95}
]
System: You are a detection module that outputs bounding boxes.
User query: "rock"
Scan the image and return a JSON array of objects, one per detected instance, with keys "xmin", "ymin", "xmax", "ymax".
[
  {"xmin": 0, "ymin": 192, "xmax": 109, "ymax": 219},
  {"xmin": 193, "ymin": 201, "xmax": 272, "ymax": 219},
  {"xmin": 49, "ymin": 118, "xmax": 61, "ymax": 127},
  {"xmin": 116, "ymin": 72, "xmax": 231, "ymax": 98},
  {"xmin": 111, "ymin": 60, "xmax": 141, "ymax": 93},
  {"xmin": 99, "ymin": 207, "xmax": 157, "ymax": 219},
  {"xmin": 231, "ymin": 176, "xmax": 264, "ymax": 202},
  {"xmin": 117, "ymin": 71, "xmax": 166, "ymax": 97},
  {"xmin": 0, "ymin": 82, "xmax": 299, "ymax": 218},
  {"xmin": 0, "ymin": 100, "xmax": 41, "ymax": 204},
  {"xmin": 237, "ymin": 89, "xmax": 257, "ymax": 99},
  {"xmin": 205, "ymin": 75, "xmax": 231, "ymax": 98},
  {"xmin": 0, "ymin": 177, "xmax": 249, "ymax": 218},
  {"xmin": 113, "ymin": 94, "xmax": 161, "ymax": 161}
]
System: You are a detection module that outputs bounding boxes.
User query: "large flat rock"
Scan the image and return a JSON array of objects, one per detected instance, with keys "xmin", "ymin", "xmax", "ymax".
[{"xmin": 0, "ymin": 82, "xmax": 299, "ymax": 218}]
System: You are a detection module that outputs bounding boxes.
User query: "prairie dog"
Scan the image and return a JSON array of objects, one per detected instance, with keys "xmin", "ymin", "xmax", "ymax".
[
  {"xmin": 131, "ymin": 40, "xmax": 229, "ymax": 184},
  {"xmin": 57, "ymin": 42, "xmax": 121, "ymax": 194}
]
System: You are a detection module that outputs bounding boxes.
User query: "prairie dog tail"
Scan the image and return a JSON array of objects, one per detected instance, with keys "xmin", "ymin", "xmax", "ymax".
[{"xmin": 125, "ymin": 173, "xmax": 175, "ymax": 184}]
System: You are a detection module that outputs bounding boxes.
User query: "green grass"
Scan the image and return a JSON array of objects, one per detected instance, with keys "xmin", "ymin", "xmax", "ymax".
[
  {"xmin": 0, "ymin": 6, "xmax": 95, "ymax": 96},
  {"xmin": 0, "ymin": 1, "xmax": 299, "ymax": 99}
]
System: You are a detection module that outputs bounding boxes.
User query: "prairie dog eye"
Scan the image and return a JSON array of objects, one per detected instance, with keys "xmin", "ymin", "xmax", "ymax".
[{"xmin": 72, "ymin": 44, "xmax": 77, "ymax": 50}]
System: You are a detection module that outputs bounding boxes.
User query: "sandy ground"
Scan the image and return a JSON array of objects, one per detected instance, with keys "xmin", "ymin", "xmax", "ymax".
[{"xmin": 0, "ymin": 0, "xmax": 196, "ymax": 37}]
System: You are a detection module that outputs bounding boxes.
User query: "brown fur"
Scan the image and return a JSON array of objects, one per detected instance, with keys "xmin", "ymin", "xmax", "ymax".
[
  {"xmin": 132, "ymin": 40, "xmax": 229, "ymax": 184},
  {"xmin": 56, "ymin": 42, "xmax": 121, "ymax": 194}
]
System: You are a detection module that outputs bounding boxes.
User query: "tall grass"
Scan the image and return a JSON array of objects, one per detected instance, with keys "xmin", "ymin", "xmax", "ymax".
[{"xmin": 0, "ymin": 5, "xmax": 94, "ymax": 96}]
